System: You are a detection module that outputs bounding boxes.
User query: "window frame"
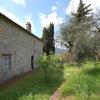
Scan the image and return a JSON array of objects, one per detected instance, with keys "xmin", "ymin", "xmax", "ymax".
[{"xmin": 2, "ymin": 54, "xmax": 12, "ymax": 72}]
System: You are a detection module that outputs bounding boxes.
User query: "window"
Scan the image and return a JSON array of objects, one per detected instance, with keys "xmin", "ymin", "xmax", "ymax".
[{"xmin": 2, "ymin": 55, "xmax": 11, "ymax": 72}]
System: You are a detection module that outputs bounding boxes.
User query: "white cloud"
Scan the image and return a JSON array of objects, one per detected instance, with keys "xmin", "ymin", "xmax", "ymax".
[
  {"xmin": 66, "ymin": 0, "xmax": 100, "ymax": 15},
  {"xmin": 0, "ymin": 7, "xmax": 35, "ymax": 33},
  {"xmin": 52, "ymin": 6, "xmax": 57, "ymax": 12},
  {"xmin": 39, "ymin": 10, "xmax": 63, "ymax": 28},
  {"xmin": 25, "ymin": 14, "xmax": 35, "ymax": 33},
  {"xmin": 10, "ymin": 0, "xmax": 27, "ymax": 7},
  {"xmin": 0, "ymin": 6, "xmax": 23, "ymax": 26}
]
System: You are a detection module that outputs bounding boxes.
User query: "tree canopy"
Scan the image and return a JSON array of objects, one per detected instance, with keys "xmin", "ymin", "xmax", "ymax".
[{"xmin": 60, "ymin": 0, "xmax": 100, "ymax": 64}]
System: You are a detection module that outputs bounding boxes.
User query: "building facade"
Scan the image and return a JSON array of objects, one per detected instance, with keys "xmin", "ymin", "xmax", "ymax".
[{"xmin": 0, "ymin": 13, "xmax": 43, "ymax": 83}]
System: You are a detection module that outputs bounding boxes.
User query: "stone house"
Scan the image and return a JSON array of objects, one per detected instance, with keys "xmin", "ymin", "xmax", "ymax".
[{"xmin": 0, "ymin": 13, "xmax": 43, "ymax": 83}]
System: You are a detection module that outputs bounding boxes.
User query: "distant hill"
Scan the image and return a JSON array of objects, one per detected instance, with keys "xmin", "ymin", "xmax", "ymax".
[{"xmin": 55, "ymin": 48, "xmax": 68, "ymax": 55}]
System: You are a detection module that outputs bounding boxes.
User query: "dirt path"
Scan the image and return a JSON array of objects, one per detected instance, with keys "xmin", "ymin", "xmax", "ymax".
[
  {"xmin": 50, "ymin": 89, "xmax": 75, "ymax": 100},
  {"xmin": 50, "ymin": 89, "xmax": 61, "ymax": 100}
]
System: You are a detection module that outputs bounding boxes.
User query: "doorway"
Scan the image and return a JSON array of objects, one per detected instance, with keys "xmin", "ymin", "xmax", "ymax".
[{"xmin": 31, "ymin": 56, "xmax": 34, "ymax": 70}]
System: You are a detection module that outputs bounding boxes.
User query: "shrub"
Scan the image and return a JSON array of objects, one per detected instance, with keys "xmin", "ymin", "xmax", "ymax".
[
  {"xmin": 37, "ymin": 53, "xmax": 63, "ymax": 83},
  {"xmin": 60, "ymin": 52, "xmax": 75, "ymax": 64},
  {"xmin": 82, "ymin": 61, "xmax": 100, "ymax": 76}
]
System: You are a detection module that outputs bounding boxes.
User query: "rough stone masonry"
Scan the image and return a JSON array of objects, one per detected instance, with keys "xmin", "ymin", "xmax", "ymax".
[{"xmin": 0, "ymin": 13, "xmax": 43, "ymax": 83}]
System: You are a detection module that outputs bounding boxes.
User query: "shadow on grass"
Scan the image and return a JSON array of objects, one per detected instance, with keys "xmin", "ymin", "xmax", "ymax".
[
  {"xmin": 85, "ymin": 67, "xmax": 100, "ymax": 76},
  {"xmin": 0, "ymin": 68, "xmax": 64, "ymax": 100},
  {"xmin": 83, "ymin": 62, "xmax": 100, "ymax": 77}
]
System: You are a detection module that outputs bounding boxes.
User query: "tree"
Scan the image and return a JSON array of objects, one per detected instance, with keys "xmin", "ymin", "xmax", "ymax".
[
  {"xmin": 60, "ymin": 0, "xmax": 94, "ymax": 64},
  {"xmin": 90, "ymin": 10, "xmax": 100, "ymax": 60},
  {"xmin": 60, "ymin": 0, "xmax": 92, "ymax": 52},
  {"xmin": 42, "ymin": 27, "xmax": 49, "ymax": 54},
  {"xmin": 60, "ymin": 18, "xmax": 78, "ymax": 52},
  {"xmin": 73, "ymin": 0, "xmax": 92, "ymax": 21},
  {"xmin": 48, "ymin": 23, "xmax": 55, "ymax": 53},
  {"xmin": 42, "ymin": 23, "xmax": 55, "ymax": 55}
]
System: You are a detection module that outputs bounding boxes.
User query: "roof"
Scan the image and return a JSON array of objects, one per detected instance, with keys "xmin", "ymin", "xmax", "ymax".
[{"xmin": 0, "ymin": 12, "xmax": 42, "ymax": 42}]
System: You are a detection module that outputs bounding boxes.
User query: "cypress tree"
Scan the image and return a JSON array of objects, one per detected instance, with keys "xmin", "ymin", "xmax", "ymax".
[
  {"xmin": 42, "ymin": 27, "xmax": 49, "ymax": 54},
  {"xmin": 48, "ymin": 23, "xmax": 55, "ymax": 54},
  {"xmin": 42, "ymin": 23, "xmax": 55, "ymax": 55}
]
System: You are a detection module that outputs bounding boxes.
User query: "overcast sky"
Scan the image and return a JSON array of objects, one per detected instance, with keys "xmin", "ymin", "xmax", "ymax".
[{"xmin": 0, "ymin": 0, "xmax": 100, "ymax": 37}]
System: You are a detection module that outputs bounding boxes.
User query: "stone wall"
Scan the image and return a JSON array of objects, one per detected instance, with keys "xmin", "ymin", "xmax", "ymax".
[{"xmin": 0, "ymin": 14, "xmax": 43, "ymax": 82}]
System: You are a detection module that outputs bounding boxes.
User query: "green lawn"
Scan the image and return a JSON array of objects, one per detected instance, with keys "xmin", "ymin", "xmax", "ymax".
[
  {"xmin": 60, "ymin": 62, "xmax": 100, "ymax": 100},
  {"xmin": 0, "ymin": 69, "xmax": 63, "ymax": 100},
  {"xmin": 0, "ymin": 62, "xmax": 100, "ymax": 100}
]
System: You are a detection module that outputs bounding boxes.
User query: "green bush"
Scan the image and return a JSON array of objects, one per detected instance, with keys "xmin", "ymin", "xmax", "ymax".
[
  {"xmin": 82, "ymin": 62, "xmax": 100, "ymax": 76},
  {"xmin": 60, "ymin": 52, "xmax": 75, "ymax": 64},
  {"xmin": 37, "ymin": 54, "xmax": 63, "ymax": 83}
]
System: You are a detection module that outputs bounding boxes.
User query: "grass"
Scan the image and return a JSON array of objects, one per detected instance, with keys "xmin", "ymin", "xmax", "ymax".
[
  {"xmin": 0, "ymin": 61, "xmax": 100, "ymax": 100},
  {"xmin": 60, "ymin": 61, "xmax": 100, "ymax": 100},
  {"xmin": 0, "ymin": 68, "xmax": 63, "ymax": 100}
]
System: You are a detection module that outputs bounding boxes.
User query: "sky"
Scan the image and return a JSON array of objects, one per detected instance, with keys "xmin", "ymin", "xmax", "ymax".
[{"xmin": 0, "ymin": 0, "xmax": 100, "ymax": 38}]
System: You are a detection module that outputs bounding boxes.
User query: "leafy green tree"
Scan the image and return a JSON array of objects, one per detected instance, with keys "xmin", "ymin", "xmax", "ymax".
[
  {"xmin": 60, "ymin": 0, "xmax": 94, "ymax": 65},
  {"xmin": 90, "ymin": 11, "xmax": 100, "ymax": 60},
  {"xmin": 60, "ymin": 0, "xmax": 92, "ymax": 52}
]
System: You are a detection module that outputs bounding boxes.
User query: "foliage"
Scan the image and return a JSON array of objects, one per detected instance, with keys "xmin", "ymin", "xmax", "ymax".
[
  {"xmin": 60, "ymin": 52, "xmax": 76, "ymax": 64},
  {"xmin": 61, "ymin": 62, "xmax": 100, "ymax": 100},
  {"xmin": 37, "ymin": 53, "xmax": 63, "ymax": 83},
  {"xmin": 59, "ymin": 0, "xmax": 100, "ymax": 64},
  {"xmin": 42, "ymin": 23, "xmax": 55, "ymax": 55},
  {"xmin": 74, "ymin": 0, "xmax": 92, "ymax": 21},
  {"xmin": 60, "ymin": 0, "xmax": 92, "ymax": 51},
  {"xmin": 90, "ymin": 11, "xmax": 100, "ymax": 61}
]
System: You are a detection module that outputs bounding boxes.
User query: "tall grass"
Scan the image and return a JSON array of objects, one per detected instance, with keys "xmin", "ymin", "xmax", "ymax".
[{"xmin": 61, "ymin": 61, "xmax": 100, "ymax": 100}]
